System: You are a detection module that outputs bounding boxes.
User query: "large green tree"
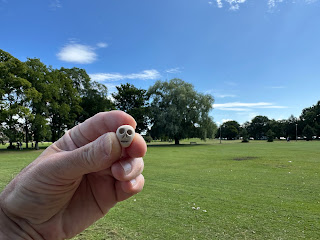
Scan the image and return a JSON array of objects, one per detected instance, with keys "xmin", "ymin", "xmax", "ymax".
[
  {"xmin": 302, "ymin": 124, "xmax": 316, "ymax": 141},
  {"xmin": 247, "ymin": 115, "xmax": 270, "ymax": 140},
  {"xmin": 24, "ymin": 58, "xmax": 51, "ymax": 149},
  {"xmin": 300, "ymin": 101, "xmax": 320, "ymax": 137},
  {"xmin": 47, "ymin": 68, "xmax": 82, "ymax": 142},
  {"xmin": 112, "ymin": 83, "xmax": 149, "ymax": 133},
  {"xmin": 148, "ymin": 79, "xmax": 215, "ymax": 144},
  {"xmin": 0, "ymin": 50, "xmax": 39, "ymax": 148},
  {"xmin": 219, "ymin": 120, "xmax": 240, "ymax": 140},
  {"xmin": 60, "ymin": 67, "xmax": 114, "ymax": 123}
]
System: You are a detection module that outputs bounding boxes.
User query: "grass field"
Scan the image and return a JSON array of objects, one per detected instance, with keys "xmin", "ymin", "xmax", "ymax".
[{"xmin": 0, "ymin": 140, "xmax": 319, "ymax": 239}]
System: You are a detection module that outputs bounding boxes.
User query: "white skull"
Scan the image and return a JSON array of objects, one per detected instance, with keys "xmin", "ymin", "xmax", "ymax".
[{"xmin": 116, "ymin": 125, "xmax": 135, "ymax": 148}]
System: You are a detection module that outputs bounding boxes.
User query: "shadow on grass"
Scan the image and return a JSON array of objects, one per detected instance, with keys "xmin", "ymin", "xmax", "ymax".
[
  {"xmin": 0, "ymin": 145, "xmax": 49, "ymax": 152},
  {"xmin": 147, "ymin": 143, "xmax": 206, "ymax": 147}
]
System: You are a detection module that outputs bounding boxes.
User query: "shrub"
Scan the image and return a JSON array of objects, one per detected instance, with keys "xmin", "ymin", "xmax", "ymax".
[
  {"xmin": 266, "ymin": 129, "xmax": 275, "ymax": 142},
  {"xmin": 240, "ymin": 129, "xmax": 249, "ymax": 143},
  {"xmin": 143, "ymin": 135, "xmax": 153, "ymax": 143}
]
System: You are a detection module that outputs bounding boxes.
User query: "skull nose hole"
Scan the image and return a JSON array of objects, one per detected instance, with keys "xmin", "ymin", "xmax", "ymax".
[
  {"xmin": 119, "ymin": 128, "xmax": 125, "ymax": 134},
  {"xmin": 127, "ymin": 129, "xmax": 133, "ymax": 135}
]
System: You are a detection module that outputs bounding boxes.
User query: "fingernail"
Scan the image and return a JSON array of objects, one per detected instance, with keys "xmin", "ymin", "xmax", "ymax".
[
  {"xmin": 130, "ymin": 178, "xmax": 137, "ymax": 186},
  {"xmin": 120, "ymin": 161, "xmax": 132, "ymax": 175}
]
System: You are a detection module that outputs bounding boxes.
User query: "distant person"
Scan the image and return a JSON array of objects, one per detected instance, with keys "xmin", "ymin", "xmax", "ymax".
[
  {"xmin": 287, "ymin": 137, "xmax": 290, "ymax": 142},
  {"xmin": 0, "ymin": 111, "xmax": 146, "ymax": 239}
]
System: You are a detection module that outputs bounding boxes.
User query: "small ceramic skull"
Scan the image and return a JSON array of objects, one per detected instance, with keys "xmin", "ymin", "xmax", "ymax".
[{"xmin": 116, "ymin": 125, "xmax": 135, "ymax": 148}]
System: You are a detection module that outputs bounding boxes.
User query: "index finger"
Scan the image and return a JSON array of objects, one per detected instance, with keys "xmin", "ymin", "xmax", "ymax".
[{"xmin": 56, "ymin": 111, "xmax": 137, "ymax": 151}]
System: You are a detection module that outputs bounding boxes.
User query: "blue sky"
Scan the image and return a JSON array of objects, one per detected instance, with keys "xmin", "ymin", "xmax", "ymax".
[{"xmin": 1, "ymin": 0, "xmax": 320, "ymax": 125}]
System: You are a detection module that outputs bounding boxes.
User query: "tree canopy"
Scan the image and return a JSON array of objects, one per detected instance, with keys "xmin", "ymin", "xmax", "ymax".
[
  {"xmin": 112, "ymin": 83, "xmax": 149, "ymax": 133},
  {"xmin": 148, "ymin": 79, "xmax": 216, "ymax": 144}
]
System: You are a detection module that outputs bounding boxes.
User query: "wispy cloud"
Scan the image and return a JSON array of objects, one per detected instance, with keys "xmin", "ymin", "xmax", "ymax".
[
  {"xmin": 268, "ymin": 0, "xmax": 283, "ymax": 9},
  {"xmin": 96, "ymin": 42, "xmax": 108, "ymax": 48},
  {"xmin": 267, "ymin": 86, "xmax": 286, "ymax": 89},
  {"xmin": 224, "ymin": 81, "xmax": 238, "ymax": 86},
  {"xmin": 165, "ymin": 67, "xmax": 182, "ymax": 74},
  {"xmin": 50, "ymin": 0, "xmax": 62, "ymax": 10},
  {"xmin": 215, "ymin": 0, "xmax": 318, "ymax": 10},
  {"xmin": 213, "ymin": 102, "xmax": 287, "ymax": 111},
  {"xmin": 204, "ymin": 89, "xmax": 237, "ymax": 98},
  {"xmin": 215, "ymin": 93, "xmax": 237, "ymax": 98},
  {"xmin": 215, "ymin": 0, "xmax": 247, "ymax": 10},
  {"xmin": 90, "ymin": 69, "xmax": 161, "ymax": 82}
]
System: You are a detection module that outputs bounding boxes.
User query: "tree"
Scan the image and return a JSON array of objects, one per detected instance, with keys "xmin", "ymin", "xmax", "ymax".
[
  {"xmin": 60, "ymin": 68, "xmax": 115, "ymax": 123},
  {"xmin": 247, "ymin": 115, "xmax": 270, "ymax": 140},
  {"xmin": 284, "ymin": 115, "xmax": 298, "ymax": 140},
  {"xmin": 220, "ymin": 120, "xmax": 240, "ymax": 140},
  {"xmin": 47, "ymin": 69, "xmax": 82, "ymax": 142},
  {"xmin": 300, "ymin": 101, "xmax": 320, "ymax": 138},
  {"xmin": 268, "ymin": 119, "xmax": 285, "ymax": 140},
  {"xmin": 112, "ymin": 83, "xmax": 149, "ymax": 133},
  {"xmin": 240, "ymin": 128, "xmax": 249, "ymax": 142},
  {"xmin": 148, "ymin": 79, "xmax": 214, "ymax": 144},
  {"xmin": 24, "ymin": 58, "xmax": 51, "ymax": 149},
  {"xmin": 302, "ymin": 124, "xmax": 315, "ymax": 141},
  {"xmin": 266, "ymin": 129, "xmax": 275, "ymax": 142},
  {"xmin": 0, "ymin": 50, "xmax": 39, "ymax": 148}
]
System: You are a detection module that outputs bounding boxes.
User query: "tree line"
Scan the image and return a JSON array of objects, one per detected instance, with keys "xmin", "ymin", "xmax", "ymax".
[
  {"xmin": 0, "ymin": 49, "xmax": 216, "ymax": 148},
  {"xmin": 217, "ymin": 104, "xmax": 320, "ymax": 141}
]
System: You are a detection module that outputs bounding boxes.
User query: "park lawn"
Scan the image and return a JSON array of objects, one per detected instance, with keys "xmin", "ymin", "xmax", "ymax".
[{"xmin": 0, "ymin": 140, "xmax": 319, "ymax": 239}]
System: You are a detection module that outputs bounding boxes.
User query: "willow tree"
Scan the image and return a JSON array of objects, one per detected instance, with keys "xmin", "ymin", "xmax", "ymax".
[{"xmin": 148, "ymin": 79, "xmax": 215, "ymax": 144}]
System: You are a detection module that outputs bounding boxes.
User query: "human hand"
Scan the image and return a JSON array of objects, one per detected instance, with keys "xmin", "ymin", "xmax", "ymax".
[{"xmin": 0, "ymin": 111, "xmax": 146, "ymax": 240}]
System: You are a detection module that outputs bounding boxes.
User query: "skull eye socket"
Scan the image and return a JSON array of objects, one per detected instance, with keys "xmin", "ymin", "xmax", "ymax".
[
  {"xmin": 127, "ymin": 129, "xmax": 133, "ymax": 135},
  {"xmin": 119, "ymin": 128, "xmax": 125, "ymax": 134}
]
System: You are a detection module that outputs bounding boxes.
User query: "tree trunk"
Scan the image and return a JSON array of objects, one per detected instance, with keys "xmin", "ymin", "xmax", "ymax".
[
  {"xmin": 35, "ymin": 141, "xmax": 39, "ymax": 150},
  {"xmin": 174, "ymin": 138, "xmax": 180, "ymax": 145},
  {"xmin": 25, "ymin": 123, "xmax": 29, "ymax": 149}
]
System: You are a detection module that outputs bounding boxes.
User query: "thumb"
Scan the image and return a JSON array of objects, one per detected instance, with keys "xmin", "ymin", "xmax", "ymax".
[{"xmin": 59, "ymin": 132, "xmax": 122, "ymax": 179}]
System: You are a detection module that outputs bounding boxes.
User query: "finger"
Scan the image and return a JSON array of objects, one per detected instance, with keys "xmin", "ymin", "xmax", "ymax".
[
  {"xmin": 55, "ymin": 111, "xmax": 136, "ymax": 151},
  {"xmin": 126, "ymin": 134, "xmax": 147, "ymax": 158},
  {"xmin": 115, "ymin": 174, "xmax": 145, "ymax": 202},
  {"xmin": 111, "ymin": 157, "xmax": 144, "ymax": 181},
  {"xmin": 57, "ymin": 132, "xmax": 122, "ymax": 179}
]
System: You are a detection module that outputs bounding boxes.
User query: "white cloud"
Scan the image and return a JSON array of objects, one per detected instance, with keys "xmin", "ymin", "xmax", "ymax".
[
  {"xmin": 218, "ymin": 107, "xmax": 252, "ymax": 111},
  {"xmin": 90, "ymin": 69, "xmax": 161, "ymax": 82},
  {"xmin": 216, "ymin": 94, "xmax": 237, "ymax": 98},
  {"xmin": 165, "ymin": 67, "xmax": 182, "ymax": 74},
  {"xmin": 57, "ymin": 43, "xmax": 97, "ymax": 64},
  {"xmin": 213, "ymin": 102, "xmax": 287, "ymax": 111},
  {"xmin": 214, "ymin": 0, "xmax": 317, "ymax": 10},
  {"xmin": 96, "ymin": 42, "xmax": 108, "ymax": 48},
  {"xmin": 208, "ymin": 1, "xmax": 213, "ymax": 5},
  {"xmin": 268, "ymin": 0, "xmax": 283, "ymax": 8},
  {"xmin": 203, "ymin": 89, "xmax": 237, "ymax": 98},
  {"xmin": 305, "ymin": 0, "xmax": 319, "ymax": 3},
  {"xmin": 50, "ymin": 0, "xmax": 62, "ymax": 9},
  {"xmin": 226, "ymin": 0, "xmax": 247, "ymax": 10},
  {"xmin": 216, "ymin": 0, "xmax": 223, "ymax": 8},
  {"xmin": 224, "ymin": 81, "xmax": 238, "ymax": 86},
  {"xmin": 268, "ymin": 86, "xmax": 286, "ymax": 89}
]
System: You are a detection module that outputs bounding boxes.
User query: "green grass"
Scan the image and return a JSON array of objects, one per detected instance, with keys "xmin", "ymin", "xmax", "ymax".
[{"xmin": 1, "ymin": 140, "xmax": 319, "ymax": 239}]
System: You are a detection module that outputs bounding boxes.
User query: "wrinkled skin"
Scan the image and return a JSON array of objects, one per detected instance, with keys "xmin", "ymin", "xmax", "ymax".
[{"xmin": 0, "ymin": 111, "xmax": 146, "ymax": 240}]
